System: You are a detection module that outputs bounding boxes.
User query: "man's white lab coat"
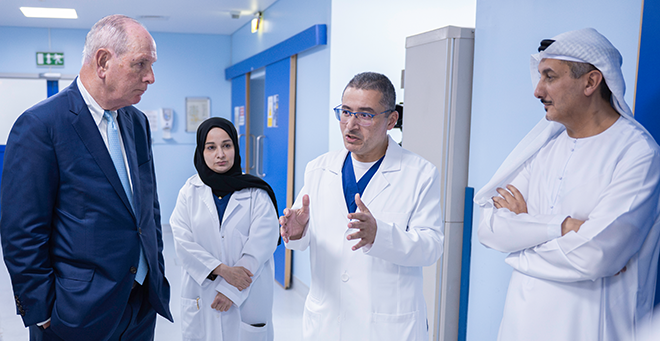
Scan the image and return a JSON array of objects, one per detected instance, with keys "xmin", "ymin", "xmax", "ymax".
[
  {"xmin": 171, "ymin": 175, "xmax": 278, "ymax": 341},
  {"xmin": 287, "ymin": 136, "xmax": 444, "ymax": 341}
]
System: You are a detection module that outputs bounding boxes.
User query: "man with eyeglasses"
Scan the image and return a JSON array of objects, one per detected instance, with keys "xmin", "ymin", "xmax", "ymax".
[{"xmin": 280, "ymin": 72, "xmax": 443, "ymax": 341}]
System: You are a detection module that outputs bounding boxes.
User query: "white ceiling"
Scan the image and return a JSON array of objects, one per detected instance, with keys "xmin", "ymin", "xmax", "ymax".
[{"xmin": 0, "ymin": 0, "xmax": 279, "ymax": 35}]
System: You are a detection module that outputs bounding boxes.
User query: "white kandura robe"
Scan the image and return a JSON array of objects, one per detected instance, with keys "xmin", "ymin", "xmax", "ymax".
[{"xmin": 479, "ymin": 117, "xmax": 660, "ymax": 341}]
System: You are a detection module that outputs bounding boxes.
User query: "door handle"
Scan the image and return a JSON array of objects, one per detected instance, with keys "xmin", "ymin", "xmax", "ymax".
[
  {"xmin": 255, "ymin": 135, "xmax": 266, "ymax": 178},
  {"xmin": 249, "ymin": 134, "xmax": 256, "ymax": 170},
  {"xmin": 238, "ymin": 134, "xmax": 245, "ymax": 170}
]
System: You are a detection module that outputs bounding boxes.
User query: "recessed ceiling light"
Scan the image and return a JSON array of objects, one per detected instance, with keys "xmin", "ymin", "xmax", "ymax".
[
  {"xmin": 20, "ymin": 7, "xmax": 78, "ymax": 19},
  {"xmin": 137, "ymin": 15, "xmax": 170, "ymax": 21}
]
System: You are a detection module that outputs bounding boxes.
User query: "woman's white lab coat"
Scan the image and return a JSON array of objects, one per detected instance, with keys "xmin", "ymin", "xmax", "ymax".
[
  {"xmin": 286, "ymin": 136, "xmax": 444, "ymax": 341},
  {"xmin": 170, "ymin": 174, "xmax": 278, "ymax": 341}
]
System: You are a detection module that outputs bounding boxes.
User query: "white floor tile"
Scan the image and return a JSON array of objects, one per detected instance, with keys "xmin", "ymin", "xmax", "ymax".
[{"xmin": 0, "ymin": 225, "xmax": 304, "ymax": 341}]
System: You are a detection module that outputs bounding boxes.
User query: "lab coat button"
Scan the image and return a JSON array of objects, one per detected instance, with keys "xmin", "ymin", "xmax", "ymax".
[{"xmin": 341, "ymin": 272, "xmax": 349, "ymax": 282}]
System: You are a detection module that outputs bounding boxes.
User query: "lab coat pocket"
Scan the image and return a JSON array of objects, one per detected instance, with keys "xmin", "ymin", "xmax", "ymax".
[
  {"xmin": 302, "ymin": 296, "xmax": 323, "ymax": 338},
  {"xmin": 228, "ymin": 207, "xmax": 249, "ymax": 235},
  {"xmin": 240, "ymin": 321, "xmax": 268, "ymax": 341},
  {"xmin": 229, "ymin": 229, "xmax": 250, "ymax": 261},
  {"xmin": 371, "ymin": 310, "xmax": 418, "ymax": 341},
  {"xmin": 181, "ymin": 297, "xmax": 205, "ymax": 340}
]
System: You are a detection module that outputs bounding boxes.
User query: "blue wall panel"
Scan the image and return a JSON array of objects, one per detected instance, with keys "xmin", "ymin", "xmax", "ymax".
[
  {"xmin": 47, "ymin": 80, "xmax": 58, "ymax": 97},
  {"xmin": 459, "ymin": 187, "xmax": 475, "ymax": 341},
  {"xmin": 225, "ymin": 25, "xmax": 326, "ymax": 80},
  {"xmin": 0, "ymin": 145, "xmax": 4, "ymax": 215},
  {"xmin": 635, "ymin": 0, "xmax": 660, "ymax": 141},
  {"xmin": 635, "ymin": 0, "xmax": 660, "ymax": 306}
]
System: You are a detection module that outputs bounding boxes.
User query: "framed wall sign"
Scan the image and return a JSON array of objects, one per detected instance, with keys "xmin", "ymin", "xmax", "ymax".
[{"xmin": 186, "ymin": 97, "xmax": 211, "ymax": 132}]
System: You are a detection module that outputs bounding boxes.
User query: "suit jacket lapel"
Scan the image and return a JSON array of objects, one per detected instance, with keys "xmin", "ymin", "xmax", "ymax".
[
  {"xmin": 117, "ymin": 108, "xmax": 139, "ymax": 218},
  {"xmin": 67, "ymin": 81, "xmax": 135, "ymax": 218}
]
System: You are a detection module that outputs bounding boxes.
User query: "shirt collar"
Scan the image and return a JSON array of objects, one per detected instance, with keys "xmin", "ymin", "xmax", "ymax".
[{"xmin": 77, "ymin": 77, "xmax": 116, "ymax": 125}]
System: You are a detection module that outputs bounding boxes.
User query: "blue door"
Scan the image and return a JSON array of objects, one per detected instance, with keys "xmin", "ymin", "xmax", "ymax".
[
  {"xmin": 231, "ymin": 74, "xmax": 249, "ymax": 171},
  {"xmin": 261, "ymin": 57, "xmax": 294, "ymax": 288},
  {"xmin": 230, "ymin": 57, "xmax": 296, "ymax": 288}
]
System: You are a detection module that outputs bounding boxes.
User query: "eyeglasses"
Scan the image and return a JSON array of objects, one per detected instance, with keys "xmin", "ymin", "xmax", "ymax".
[{"xmin": 333, "ymin": 105, "xmax": 394, "ymax": 127}]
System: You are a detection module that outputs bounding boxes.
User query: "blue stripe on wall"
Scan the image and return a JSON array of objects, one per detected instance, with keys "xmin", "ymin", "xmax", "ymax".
[
  {"xmin": 635, "ymin": 0, "xmax": 660, "ymax": 306},
  {"xmin": 458, "ymin": 187, "xmax": 475, "ymax": 341},
  {"xmin": 225, "ymin": 24, "xmax": 327, "ymax": 80},
  {"xmin": 635, "ymin": 1, "xmax": 660, "ymax": 142},
  {"xmin": 635, "ymin": 0, "xmax": 660, "ymax": 141},
  {"xmin": 0, "ymin": 145, "xmax": 5, "ymax": 215}
]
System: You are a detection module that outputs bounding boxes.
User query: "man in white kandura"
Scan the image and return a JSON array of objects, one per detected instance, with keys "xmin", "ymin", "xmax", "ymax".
[
  {"xmin": 279, "ymin": 72, "xmax": 444, "ymax": 341},
  {"xmin": 476, "ymin": 28, "xmax": 660, "ymax": 340}
]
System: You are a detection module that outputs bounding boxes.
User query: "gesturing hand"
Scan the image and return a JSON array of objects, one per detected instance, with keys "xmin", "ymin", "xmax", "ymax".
[
  {"xmin": 280, "ymin": 194, "xmax": 310, "ymax": 243},
  {"xmin": 211, "ymin": 291, "xmax": 234, "ymax": 312},
  {"xmin": 492, "ymin": 184, "xmax": 528, "ymax": 214},
  {"xmin": 346, "ymin": 193, "xmax": 377, "ymax": 251},
  {"xmin": 214, "ymin": 264, "xmax": 253, "ymax": 291}
]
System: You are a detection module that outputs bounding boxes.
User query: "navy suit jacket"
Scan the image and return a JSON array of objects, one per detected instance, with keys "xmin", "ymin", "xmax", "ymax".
[{"xmin": 0, "ymin": 80, "xmax": 172, "ymax": 340}]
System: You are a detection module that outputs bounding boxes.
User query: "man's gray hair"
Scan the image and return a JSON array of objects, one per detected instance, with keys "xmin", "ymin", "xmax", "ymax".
[
  {"xmin": 343, "ymin": 72, "xmax": 396, "ymax": 112},
  {"xmin": 82, "ymin": 15, "xmax": 146, "ymax": 64}
]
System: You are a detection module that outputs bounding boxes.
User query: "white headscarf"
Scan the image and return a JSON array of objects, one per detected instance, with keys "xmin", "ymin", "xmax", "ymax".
[{"xmin": 475, "ymin": 28, "xmax": 648, "ymax": 206}]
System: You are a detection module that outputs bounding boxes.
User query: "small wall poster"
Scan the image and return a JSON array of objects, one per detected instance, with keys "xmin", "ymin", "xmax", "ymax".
[
  {"xmin": 186, "ymin": 97, "xmax": 211, "ymax": 133},
  {"xmin": 267, "ymin": 94, "xmax": 278, "ymax": 128}
]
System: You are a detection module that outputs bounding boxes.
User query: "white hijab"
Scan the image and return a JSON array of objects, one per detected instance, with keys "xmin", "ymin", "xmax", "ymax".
[{"xmin": 474, "ymin": 28, "xmax": 649, "ymax": 206}]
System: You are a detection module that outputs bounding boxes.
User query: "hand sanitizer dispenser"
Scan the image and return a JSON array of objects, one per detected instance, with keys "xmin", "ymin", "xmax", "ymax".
[{"xmin": 161, "ymin": 108, "xmax": 173, "ymax": 139}]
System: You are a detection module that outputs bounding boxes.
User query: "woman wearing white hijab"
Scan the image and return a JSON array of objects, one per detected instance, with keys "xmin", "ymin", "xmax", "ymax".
[{"xmin": 476, "ymin": 28, "xmax": 660, "ymax": 340}]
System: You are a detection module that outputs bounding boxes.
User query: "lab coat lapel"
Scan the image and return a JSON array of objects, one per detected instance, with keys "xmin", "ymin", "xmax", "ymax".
[
  {"xmin": 223, "ymin": 190, "xmax": 249, "ymax": 223},
  {"xmin": 196, "ymin": 178, "xmax": 249, "ymax": 227},
  {"xmin": 198, "ymin": 183, "xmax": 220, "ymax": 227},
  {"xmin": 328, "ymin": 149, "xmax": 349, "ymax": 175},
  {"xmin": 330, "ymin": 150, "xmax": 350, "ymax": 215},
  {"xmin": 362, "ymin": 136, "xmax": 401, "ymax": 208}
]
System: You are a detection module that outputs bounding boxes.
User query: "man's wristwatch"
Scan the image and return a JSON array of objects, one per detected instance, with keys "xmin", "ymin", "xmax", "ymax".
[{"xmin": 207, "ymin": 272, "xmax": 217, "ymax": 281}]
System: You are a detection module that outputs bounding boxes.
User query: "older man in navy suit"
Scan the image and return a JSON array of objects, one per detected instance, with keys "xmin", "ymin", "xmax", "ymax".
[{"xmin": 0, "ymin": 14, "xmax": 172, "ymax": 340}]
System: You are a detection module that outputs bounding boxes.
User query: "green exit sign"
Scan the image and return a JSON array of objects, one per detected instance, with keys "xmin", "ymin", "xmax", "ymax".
[{"xmin": 36, "ymin": 52, "xmax": 64, "ymax": 67}]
